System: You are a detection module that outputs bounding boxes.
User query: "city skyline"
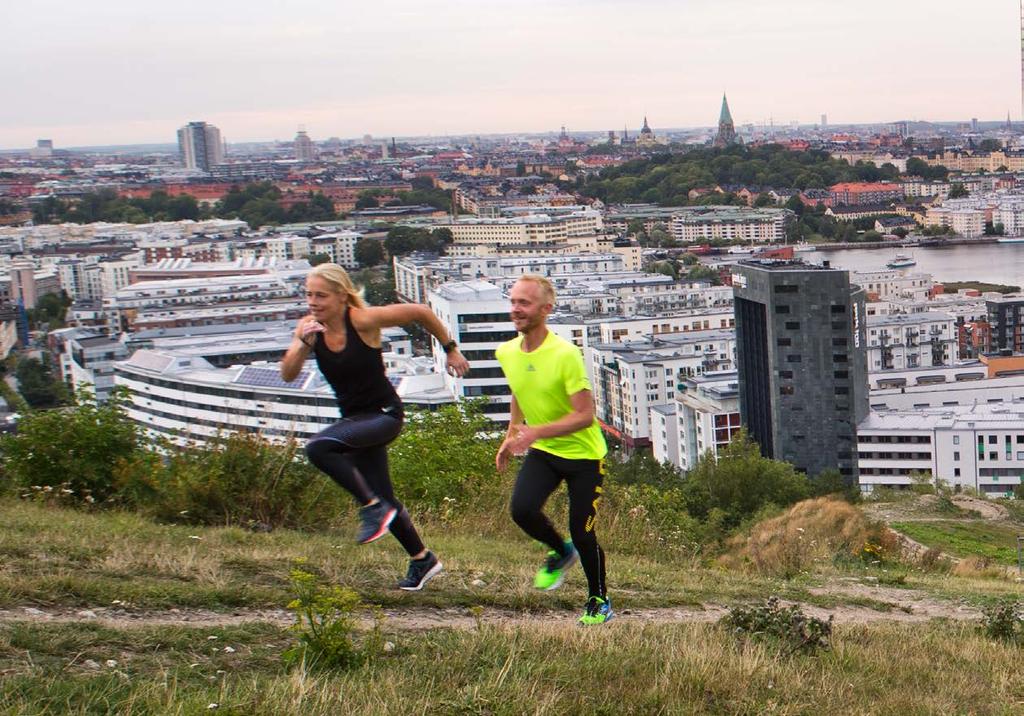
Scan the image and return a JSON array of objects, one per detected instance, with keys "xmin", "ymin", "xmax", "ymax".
[{"xmin": 2, "ymin": 0, "xmax": 1022, "ymax": 149}]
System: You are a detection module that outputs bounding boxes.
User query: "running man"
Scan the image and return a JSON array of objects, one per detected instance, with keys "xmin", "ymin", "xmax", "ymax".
[
  {"xmin": 281, "ymin": 263, "xmax": 469, "ymax": 590},
  {"xmin": 495, "ymin": 275, "xmax": 612, "ymax": 625}
]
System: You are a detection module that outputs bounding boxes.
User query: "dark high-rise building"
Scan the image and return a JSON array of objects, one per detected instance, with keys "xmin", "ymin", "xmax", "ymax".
[
  {"xmin": 177, "ymin": 121, "xmax": 224, "ymax": 171},
  {"xmin": 713, "ymin": 94, "xmax": 737, "ymax": 148},
  {"xmin": 985, "ymin": 294, "xmax": 1024, "ymax": 353},
  {"xmin": 732, "ymin": 259, "xmax": 868, "ymax": 483}
]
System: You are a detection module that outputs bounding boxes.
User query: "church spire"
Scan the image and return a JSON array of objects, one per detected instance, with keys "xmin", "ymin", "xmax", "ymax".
[{"xmin": 719, "ymin": 94, "xmax": 733, "ymax": 126}]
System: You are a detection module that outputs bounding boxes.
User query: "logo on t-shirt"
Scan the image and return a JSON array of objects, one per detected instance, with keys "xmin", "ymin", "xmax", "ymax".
[{"xmin": 526, "ymin": 364, "xmax": 536, "ymax": 372}]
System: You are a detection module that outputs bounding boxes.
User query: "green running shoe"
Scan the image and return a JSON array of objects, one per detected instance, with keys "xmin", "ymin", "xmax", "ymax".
[
  {"xmin": 579, "ymin": 596, "xmax": 613, "ymax": 625},
  {"xmin": 533, "ymin": 541, "xmax": 577, "ymax": 591}
]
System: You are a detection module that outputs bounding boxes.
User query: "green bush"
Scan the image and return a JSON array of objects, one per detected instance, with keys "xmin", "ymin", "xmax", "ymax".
[
  {"xmin": 389, "ymin": 402, "xmax": 502, "ymax": 509},
  {"xmin": 681, "ymin": 433, "xmax": 811, "ymax": 531},
  {"xmin": 125, "ymin": 431, "xmax": 346, "ymax": 530},
  {"xmin": 283, "ymin": 565, "xmax": 380, "ymax": 670},
  {"xmin": 722, "ymin": 597, "xmax": 832, "ymax": 653},
  {"xmin": 981, "ymin": 600, "xmax": 1023, "ymax": 643},
  {"xmin": 0, "ymin": 387, "xmax": 142, "ymax": 503}
]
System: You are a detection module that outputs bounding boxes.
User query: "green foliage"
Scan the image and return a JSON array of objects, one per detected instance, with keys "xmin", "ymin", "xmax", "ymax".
[
  {"xmin": 0, "ymin": 198, "xmax": 21, "ymax": 215},
  {"xmin": 681, "ymin": 434, "xmax": 811, "ymax": 531},
  {"xmin": 124, "ymin": 432, "xmax": 345, "ymax": 530},
  {"xmin": 980, "ymin": 600, "xmax": 1023, "ymax": 643},
  {"xmin": 948, "ymin": 183, "xmax": 969, "ymax": 199},
  {"xmin": 389, "ymin": 402, "xmax": 502, "ymax": 510},
  {"xmin": 14, "ymin": 356, "xmax": 69, "ymax": 409},
  {"xmin": 31, "ymin": 189, "xmax": 204, "ymax": 225},
  {"xmin": 283, "ymin": 566, "xmax": 378, "ymax": 670},
  {"xmin": 0, "ymin": 387, "xmax": 141, "ymax": 502},
  {"xmin": 26, "ymin": 291, "xmax": 70, "ymax": 330},
  {"xmin": 383, "ymin": 226, "xmax": 448, "ymax": 257},
  {"xmin": 722, "ymin": 597, "xmax": 832, "ymax": 653},
  {"xmin": 350, "ymin": 267, "xmax": 396, "ymax": 305},
  {"xmin": 905, "ymin": 157, "xmax": 949, "ymax": 181},
  {"xmin": 307, "ymin": 252, "xmax": 331, "ymax": 266},
  {"xmin": 355, "ymin": 237, "xmax": 385, "ymax": 267}
]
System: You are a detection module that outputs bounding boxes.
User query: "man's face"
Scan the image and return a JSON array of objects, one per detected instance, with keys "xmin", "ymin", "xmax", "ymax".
[{"xmin": 509, "ymin": 280, "xmax": 551, "ymax": 333}]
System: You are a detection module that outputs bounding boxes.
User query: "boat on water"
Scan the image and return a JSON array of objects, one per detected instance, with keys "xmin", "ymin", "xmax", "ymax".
[
  {"xmin": 886, "ymin": 253, "xmax": 916, "ymax": 269},
  {"xmin": 793, "ymin": 242, "xmax": 815, "ymax": 253},
  {"xmin": 997, "ymin": 237, "xmax": 1024, "ymax": 244}
]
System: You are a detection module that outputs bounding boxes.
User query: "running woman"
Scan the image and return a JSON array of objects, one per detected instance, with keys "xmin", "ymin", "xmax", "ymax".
[
  {"xmin": 495, "ymin": 275, "xmax": 612, "ymax": 625},
  {"xmin": 281, "ymin": 263, "xmax": 469, "ymax": 590}
]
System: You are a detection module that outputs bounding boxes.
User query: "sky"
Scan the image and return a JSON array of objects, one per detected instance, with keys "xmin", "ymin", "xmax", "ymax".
[{"xmin": 2, "ymin": 0, "xmax": 1022, "ymax": 149}]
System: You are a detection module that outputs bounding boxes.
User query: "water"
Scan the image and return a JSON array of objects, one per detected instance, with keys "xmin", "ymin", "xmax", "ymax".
[{"xmin": 809, "ymin": 243, "xmax": 1024, "ymax": 288}]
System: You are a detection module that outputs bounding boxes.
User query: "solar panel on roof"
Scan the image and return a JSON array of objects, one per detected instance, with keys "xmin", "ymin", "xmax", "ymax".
[
  {"xmin": 128, "ymin": 351, "xmax": 174, "ymax": 372},
  {"xmin": 235, "ymin": 365, "xmax": 308, "ymax": 390}
]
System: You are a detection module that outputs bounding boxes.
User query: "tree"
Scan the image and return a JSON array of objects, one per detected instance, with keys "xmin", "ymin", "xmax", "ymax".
[
  {"xmin": 15, "ymin": 357, "xmax": 69, "ymax": 409},
  {"xmin": 355, "ymin": 237, "xmax": 385, "ymax": 267},
  {"xmin": 0, "ymin": 387, "xmax": 143, "ymax": 503},
  {"xmin": 892, "ymin": 227, "xmax": 909, "ymax": 239},
  {"xmin": 949, "ymin": 183, "xmax": 968, "ymax": 199},
  {"xmin": 0, "ymin": 198, "xmax": 19, "ymax": 215},
  {"xmin": 307, "ymin": 253, "xmax": 331, "ymax": 266},
  {"xmin": 680, "ymin": 433, "xmax": 810, "ymax": 530},
  {"xmin": 979, "ymin": 138, "xmax": 1002, "ymax": 152}
]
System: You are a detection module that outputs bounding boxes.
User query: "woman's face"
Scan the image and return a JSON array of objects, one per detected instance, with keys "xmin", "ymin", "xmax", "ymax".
[{"xmin": 305, "ymin": 275, "xmax": 346, "ymax": 321}]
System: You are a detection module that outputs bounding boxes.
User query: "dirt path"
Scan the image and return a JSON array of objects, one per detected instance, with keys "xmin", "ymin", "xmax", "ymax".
[{"xmin": 0, "ymin": 585, "xmax": 984, "ymax": 631}]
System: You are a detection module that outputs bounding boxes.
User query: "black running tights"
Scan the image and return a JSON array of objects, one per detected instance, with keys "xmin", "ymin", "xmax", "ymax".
[
  {"xmin": 510, "ymin": 449, "xmax": 607, "ymax": 598},
  {"xmin": 305, "ymin": 412, "xmax": 424, "ymax": 556}
]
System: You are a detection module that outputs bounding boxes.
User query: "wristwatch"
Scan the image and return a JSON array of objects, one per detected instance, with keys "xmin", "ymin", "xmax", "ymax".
[{"xmin": 442, "ymin": 340, "xmax": 458, "ymax": 354}]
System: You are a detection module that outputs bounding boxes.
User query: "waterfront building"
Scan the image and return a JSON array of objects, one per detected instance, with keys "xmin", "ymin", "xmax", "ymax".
[{"xmin": 732, "ymin": 259, "xmax": 868, "ymax": 482}]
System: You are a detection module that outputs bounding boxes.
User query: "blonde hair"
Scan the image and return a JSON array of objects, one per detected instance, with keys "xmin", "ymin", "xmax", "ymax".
[
  {"xmin": 516, "ymin": 274, "xmax": 556, "ymax": 305},
  {"xmin": 307, "ymin": 263, "xmax": 367, "ymax": 308}
]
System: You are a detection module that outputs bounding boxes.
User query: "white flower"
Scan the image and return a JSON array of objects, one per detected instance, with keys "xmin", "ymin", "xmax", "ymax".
[
  {"xmin": 383, "ymin": 641, "xmax": 395, "ymax": 652},
  {"xmin": 207, "ymin": 704, "xmax": 219, "ymax": 710},
  {"xmin": 189, "ymin": 535, "xmax": 202, "ymax": 540},
  {"xmin": 207, "ymin": 635, "xmax": 219, "ymax": 640},
  {"xmin": 222, "ymin": 646, "xmax": 235, "ymax": 653},
  {"xmin": 105, "ymin": 659, "xmax": 118, "ymax": 668}
]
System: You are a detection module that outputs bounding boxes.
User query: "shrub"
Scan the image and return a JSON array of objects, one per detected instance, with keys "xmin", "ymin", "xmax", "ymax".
[
  {"xmin": 389, "ymin": 402, "xmax": 502, "ymax": 509},
  {"xmin": 721, "ymin": 497, "xmax": 900, "ymax": 578},
  {"xmin": 721, "ymin": 597, "xmax": 832, "ymax": 653},
  {"xmin": 681, "ymin": 433, "xmax": 811, "ymax": 531},
  {"xmin": 283, "ymin": 566, "xmax": 380, "ymax": 670},
  {"xmin": 126, "ymin": 431, "xmax": 346, "ymax": 530},
  {"xmin": 0, "ymin": 387, "xmax": 142, "ymax": 504},
  {"xmin": 980, "ymin": 600, "xmax": 1023, "ymax": 643}
]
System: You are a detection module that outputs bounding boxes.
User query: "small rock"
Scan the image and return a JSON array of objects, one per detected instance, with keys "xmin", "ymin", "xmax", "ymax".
[
  {"xmin": 22, "ymin": 607, "xmax": 45, "ymax": 616},
  {"xmin": 383, "ymin": 641, "xmax": 395, "ymax": 652},
  {"xmin": 83, "ymin": 659, "xmax": 101, "ymax": 670},
  {"xmin": 864, "ymin": 576, "xmax": 879, "ymax": 584},
  {"xmin": 76, "ymin": 610, "xmax": 97, "ymax": 619},
  {"xmin": 222, "ymin": 646, "xmax": 235, "ymax": 653},
  {"xmin": 207, "ymin": 635, "xmax": 219, "ymax": 640},
  {"xmin": 207, "ymin": 704, "xmax": 219, "ymax": 710},
  {"xmin": 471, "ymin": 579, "xmax": 486, "ymax": 587}
]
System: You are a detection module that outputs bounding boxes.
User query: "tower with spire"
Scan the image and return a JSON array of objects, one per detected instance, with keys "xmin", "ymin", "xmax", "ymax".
[
  {"xmin": 713, "ymin": 94, "xmax": 737, "ymax": 148},
  {"xmin": 638, "ymin": 116, "xmax": 657, "ymax": 146}
]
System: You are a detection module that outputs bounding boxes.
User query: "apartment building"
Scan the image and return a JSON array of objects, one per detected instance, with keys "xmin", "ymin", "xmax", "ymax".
[
  {"xmin": 866, "ymin": 312, "xmax": 957, "ymax": 371},
  {"xmin": 669, "ymin": 207, "xmax": 790, "ymax": 244}
]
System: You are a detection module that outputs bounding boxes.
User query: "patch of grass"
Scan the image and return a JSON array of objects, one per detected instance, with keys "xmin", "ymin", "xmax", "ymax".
[
  {"xmin": 891, "ymin": 520, "xmax": 1024, "ymax": 566},
  {"xmin": 3, "ymin": 620, "xmax": 1024, "ymax": 714}
]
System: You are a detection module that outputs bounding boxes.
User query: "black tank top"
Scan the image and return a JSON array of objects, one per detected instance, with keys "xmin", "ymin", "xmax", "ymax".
[{"xmin": 313, "ymin": 309, "xmax": 401, "ymax": 417}]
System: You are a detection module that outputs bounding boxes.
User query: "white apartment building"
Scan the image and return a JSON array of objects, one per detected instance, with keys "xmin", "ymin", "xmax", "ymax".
[
  {"xmin": 588, "ymin": 330, "xmax": 737, "ymax": 447},
  {"xmin": 853, "ymin": 269, "xmax": 933, "ymax": 303},
  {"xmin": 866, "ymin": 312, "xmax": 957, "ymax": 371},
  {"xmin": 50, "ymin": 329, "xmax": 130, "ymax": 402},
  {"xmin": 669, "ymin": 207, "xmax": 791, "ymax": 244},
  {"xmin": 441, "ymin": 210, "xmax": 603, "ymax": 257},
  {"xmin": 858, "ymin": 404, "xmax": 1024, "ymax": 496},
  {"xmin": 308, "ymin": 231, "xmax": 362, "ymax": 269},
  {"xmin": 114, "ymin": 350, "xmax": 452, "ymax": 446},
  {"xmin": 649, "ymin": 371, "xmax": 741, "ymax": 471},
  {"xmin": 236, "ymin": 235, "xmax": 311, "ymax": 262},
  {"xmin": 426, "ymin": 280, "xmax": 517, "ymax": 422}
]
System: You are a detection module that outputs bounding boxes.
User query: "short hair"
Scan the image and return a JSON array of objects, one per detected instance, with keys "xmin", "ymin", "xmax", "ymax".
[
  {"xmin": 516, "ymin": 274, "xmax": 556, "ymax": 305},
  {"xmin": 307, "ymin": 263, "xmax": 367, "ymax": 308}
]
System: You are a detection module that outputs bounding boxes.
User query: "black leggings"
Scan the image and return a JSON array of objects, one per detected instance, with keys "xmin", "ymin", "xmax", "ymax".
[
  {"xmin": 305, "ymin": 411, "xmax": 425, "ymax": 556},
  {"xmin": 510, "ymin": 449, "xmax": 607, "ymax": 598}
]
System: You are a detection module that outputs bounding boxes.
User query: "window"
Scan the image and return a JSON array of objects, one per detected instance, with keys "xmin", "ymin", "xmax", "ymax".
[
  {"xmin": 780, "ymin": 385, "xmax": 794, "ymax": 395},
  {"xmin": 835, "ymin": 387, "xmax": 849, "ymax": 395},
  {"xmin": 775, "ymin": 285, "xmax": 799, "ymax": 293},
  {"xmin": 777, "ymin": 337, "xmax": 792, "ymax": 346},
  {"xmin": 775, "ymin": 305, "xmax": 791, "ymax": 314},
  {"xmin": 832, "ymin": 338, "xmax": 848, "ymax": 347},
  {"xmin": 989, "ymin": 435, "xmax": 998, "ymax": 444},
  {"xmin": 831, "ymin": 321, "xmax": 847, "ymax": 330},
  {"xmin": 990, "ymin": 452, "xmax": 998, "ymax": 461},
  {"xmin": 833, "ymin": 354, "xmax": 848, "ymax": 363},
  {"xmin": 785, "ymin": 321, "xmax": 800, "ymax": 330},
  {"xmin": 779, "ymin": 370, "xmax": 793, "ymax": 379},
  {"xmin": 954, "ymin": 452, "xmax": 960, "ymax": 461},
  {"xmin": 834, "ymin": 370, "xmax": 848, "ymax": 379},
  {"xmin": 830, "ymin": 305, "xmax": 846, "ymax": 313},
  {"xmin": 787, "ymin": 354, "xmax": 802, "ymax": 363},
  {"xmin": 954, "ymin": 468, "xmax": 961, "ymax": 477}
]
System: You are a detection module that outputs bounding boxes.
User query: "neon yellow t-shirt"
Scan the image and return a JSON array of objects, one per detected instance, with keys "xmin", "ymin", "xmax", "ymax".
[{"xmin": 495, "ymin": 331, "xmax": 607, "ymax": 461}]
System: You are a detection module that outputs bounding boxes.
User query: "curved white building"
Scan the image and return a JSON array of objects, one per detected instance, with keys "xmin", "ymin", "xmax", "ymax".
[{"xmin": 115, "ymin": 349, "xmax": 454, "ymax": 446}]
